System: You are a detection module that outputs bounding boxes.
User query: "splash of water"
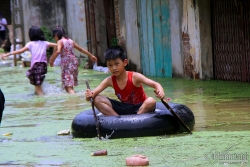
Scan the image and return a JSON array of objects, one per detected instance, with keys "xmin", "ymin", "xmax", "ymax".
[
  {"xmin": 99, "ymin": 130, "xmax": 114, "ymax": 140},
  {"xmin": 41, "ymin": 67, "xmax": 64, "ymax": 95},
  {"xmin": 0, "ymin": 60, "xmax": 13, "ymax": 68},
  {"xmin": 42, "ymin": 82, "xmax": 64, "ymax": 95}
]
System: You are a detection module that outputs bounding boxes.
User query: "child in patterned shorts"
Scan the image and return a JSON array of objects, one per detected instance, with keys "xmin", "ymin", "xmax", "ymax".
[{"xmin": 1, "ymin": 26, "xmax": 57, "ymax": 96}]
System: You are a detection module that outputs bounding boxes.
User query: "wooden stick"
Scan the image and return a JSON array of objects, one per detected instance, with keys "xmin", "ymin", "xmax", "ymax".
[
  {"xmin": 86, "ymin": 81, "xmax": 102, "ymax": 139},
  {"xmin": 161, "ymin": 99, "xmax": 192, "ymax": 134}
]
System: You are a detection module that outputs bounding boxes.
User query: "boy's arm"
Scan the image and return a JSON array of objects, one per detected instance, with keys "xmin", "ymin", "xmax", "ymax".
[
  {"xmin": 134, "ymin": 72, "xmax": 165, "ymax": 100},
  {"xmin": 73, "ymin": 41, "xmax": 97, "ymax": 62},
  {"xmin": 1, "ymin": 46, "xmax": 28, "ymax": 60},
  {"xmin": 85, "ymin": 76, "xmax": 112, "ymax": 101}
]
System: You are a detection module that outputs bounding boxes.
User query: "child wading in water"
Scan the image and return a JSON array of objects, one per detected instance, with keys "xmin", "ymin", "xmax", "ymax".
[
  {"xmin": 49, "ymin": 26, "xmax": 97, "ymax": 94},
  {"xmin": 1, "ymin": 26, "xmax": 57, "ymax": 96},
  {"xmin": 85, "ymin": 46, "xmax": 165, "ymax": 116}
]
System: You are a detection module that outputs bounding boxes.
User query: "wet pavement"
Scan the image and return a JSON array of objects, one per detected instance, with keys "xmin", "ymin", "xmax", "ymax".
[{"xmin": 0, "ymin": 65, "xmax": 249, "ymax": 166}]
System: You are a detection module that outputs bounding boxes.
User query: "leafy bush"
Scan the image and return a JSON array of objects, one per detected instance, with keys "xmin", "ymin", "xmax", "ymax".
[
  {"xmin": 0, "ymin": 48, "xmax": 4, "ymax": 53},
  {"xmin": 41, "ymin": 26, "xmax": 55, "ymax": 43},
  {"xmin": 41, "ymin": 26, "xmax": 55, "ymax": 59}
]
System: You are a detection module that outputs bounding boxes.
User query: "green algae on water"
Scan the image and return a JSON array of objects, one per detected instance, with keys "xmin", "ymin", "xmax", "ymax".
[{"xmin": 0, "ymin": 66, "xmax": 250, "ymax": 166}]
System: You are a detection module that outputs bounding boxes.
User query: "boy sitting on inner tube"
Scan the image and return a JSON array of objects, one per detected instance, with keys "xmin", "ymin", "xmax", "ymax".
[{"xmin": 85, "ymin": 46, "xmax": 165, "ymax": 116}]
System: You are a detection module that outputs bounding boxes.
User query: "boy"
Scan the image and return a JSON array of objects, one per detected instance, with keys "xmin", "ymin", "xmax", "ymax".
[{"xmin": 85, "ymin": 46, "xmax": 165, "ymax": 116}]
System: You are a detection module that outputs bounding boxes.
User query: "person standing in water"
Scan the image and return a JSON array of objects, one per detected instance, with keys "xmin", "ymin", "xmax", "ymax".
[
  {"xmin": 49, "ymin": 26, "xmax": 97, "ymax": 94},
  {"xmin": 1, "ymin": 26, "xmax": 57, "ymax": 96},
  {"xmin": 0, "ymin": 89, "xmax": 5, "ymax": 126},
  {"xmin": 0, "ymin": 13, "xmax": 7, "ymax": 44}
]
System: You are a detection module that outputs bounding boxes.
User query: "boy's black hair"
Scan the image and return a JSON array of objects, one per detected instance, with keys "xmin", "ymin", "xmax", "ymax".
[
  {"xmin": 104, "ymin": 46, "xmax": 127, "ymax": 61},
  {"xmin": 29, "ymin": 26, "xmax": 46, "ymax": 41},
  {"xmin": 52, "ymin": 26, "xmax": 67, "ymax": 39}
]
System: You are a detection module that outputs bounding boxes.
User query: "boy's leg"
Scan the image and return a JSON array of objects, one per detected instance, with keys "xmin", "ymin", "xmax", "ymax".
[
  {"xmin": 65, "ymin": 86, "xmax": 76, "ymax": 94},
  {"xmin": 137, "ymin": 97, "xmax": 156, "ymax": 114},
  {"xmin": 35, "ymin": 85, "xmax": 44, "ymax": 96},
  {"xmin": 93, "ymin": 95, "xmax": 118, "ymax": 116}
]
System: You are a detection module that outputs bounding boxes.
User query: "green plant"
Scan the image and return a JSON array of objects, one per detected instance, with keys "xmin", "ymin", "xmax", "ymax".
[
  {"xmin": 111, "ymin": 38, "xmax": 119, "ymax": 46},
  {"xmin": 41, "ymin": 26, "xmax": 55, "ymax": 58},
  {"xmin": 0, "ymin": 48, "xmax": 4, "ymax": 53},
  {"xmin": 41, "ymin": 26, "xmax": 55, "ymax": 43}
]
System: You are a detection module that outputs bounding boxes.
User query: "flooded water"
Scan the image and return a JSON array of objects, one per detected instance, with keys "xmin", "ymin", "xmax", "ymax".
[{"xmin": 0, "ymin": 65, "xmax": 249, "ymax": 166}]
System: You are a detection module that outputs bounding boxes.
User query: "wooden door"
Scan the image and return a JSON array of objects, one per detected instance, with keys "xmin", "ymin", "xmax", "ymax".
[{"xmin": 137, "ymin": 0, "xmax": 172, "ymax": 77}]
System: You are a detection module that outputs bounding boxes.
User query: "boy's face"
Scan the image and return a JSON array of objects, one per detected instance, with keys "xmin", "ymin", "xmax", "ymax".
[{"xmin": 106, "ymin": 58, "xmax": 128, "ymax": 76}]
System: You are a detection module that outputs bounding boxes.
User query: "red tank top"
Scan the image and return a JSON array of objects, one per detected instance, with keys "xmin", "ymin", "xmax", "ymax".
[{"xmin": 112, "ymin": 71, "xmax": 147, "ymax": 105}]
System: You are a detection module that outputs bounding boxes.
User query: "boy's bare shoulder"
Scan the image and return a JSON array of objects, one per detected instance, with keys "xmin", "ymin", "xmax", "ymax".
[
  {"xmin": 102, "ymin": 75, "xmax": 113, "ymax": 86},
  {"xmin": 105, "ymin": 75, "xmax": 112, "ymax": 81},
  {"xmin": 132, "ymin": 71, "xmax": 145, "ymax": 78}
]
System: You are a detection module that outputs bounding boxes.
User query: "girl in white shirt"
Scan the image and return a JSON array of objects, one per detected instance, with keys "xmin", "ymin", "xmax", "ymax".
[{"xmin": 1, "ymin": 26, "xmax": 57, "ymax": 96}]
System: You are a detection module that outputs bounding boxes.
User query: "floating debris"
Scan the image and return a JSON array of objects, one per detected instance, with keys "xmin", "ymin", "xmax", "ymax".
[
  {"xmin": 57, "ymin": 130, "xmax": 70, "ymax": 135},
  {"xmin": 91, "ymin": 150, "xmax": 107, "ymax": 156},
  {"xmin": 126, "ymin": 154, "xmax": 149, "ymax": 166},
  {"xmin": 3, "ymin": 132, "xmax": 13, "ymax": 136}
]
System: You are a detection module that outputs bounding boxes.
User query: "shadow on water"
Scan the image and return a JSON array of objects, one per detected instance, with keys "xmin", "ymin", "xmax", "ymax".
[
  {"xmin": 0, "ymin": 66, "xmax": 250, "ymax": 166},
  {"xmin": 1, "ymin": 124, "xmax": 39, "ymax": 128}
]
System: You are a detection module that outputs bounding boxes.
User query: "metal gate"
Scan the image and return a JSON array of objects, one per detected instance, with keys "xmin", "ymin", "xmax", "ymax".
[{"xmin": 212, "ymin": 0, "xmax": 250, "ymax": 82}]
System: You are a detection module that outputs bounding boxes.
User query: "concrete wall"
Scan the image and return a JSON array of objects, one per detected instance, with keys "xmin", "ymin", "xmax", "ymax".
[
  {"xmin": 21, "ymin": 0, "xmax": 66, "ymax": 44},
  {"xmin": 66, "ymin": 0, "xmax": 89, "ymax": 58},
  {"xmin": 19, "ymin": 0, "xmax": 92, "ymax": 59},
  {"xmin": 118, "ymin": 0, "xmax": 141, "ymax": 72},
  {"xmin": 170, "ymin": 0, "xmax": 184, "ymax": 77}
]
